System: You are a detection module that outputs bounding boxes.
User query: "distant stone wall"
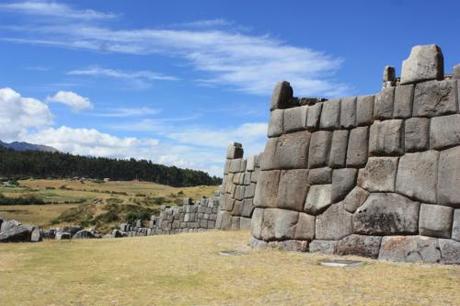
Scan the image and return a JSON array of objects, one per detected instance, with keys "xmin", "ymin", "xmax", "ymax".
[
  {"xmin": 118, "ymin": 196, "xmax": 220, "ymax": 236},
  {"xmin": 249, "ymin": 44, "xmax": 460, "ymax": 264},
  {"xmin": 215, "ymin": 143, "xmax": 260, "ymax": 230}
]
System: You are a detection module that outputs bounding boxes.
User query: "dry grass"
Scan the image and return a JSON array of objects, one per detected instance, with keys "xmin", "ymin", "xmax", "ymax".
[
  {"xmin": 0, "ymin": 231, "xmax": 459, "ymax": 305},
  {"xmin": 0, "ymin": 204, "xmax": 79, "ymax": 226}
]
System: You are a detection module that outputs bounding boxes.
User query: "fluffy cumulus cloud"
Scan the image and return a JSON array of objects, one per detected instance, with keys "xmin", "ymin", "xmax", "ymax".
[
  {"xmin": 0, "ymin": 87, "xmax": 52, "ymax": 141},
  {"xmin": 47, "ymin": 91, "xmax": 93, "ymax": 111},
  {"xmin": 0, "ymin": 2, "xmax": 349, "ymax": 97}
]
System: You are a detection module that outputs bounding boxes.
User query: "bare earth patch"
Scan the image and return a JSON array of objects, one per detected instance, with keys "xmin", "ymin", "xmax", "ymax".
[{"xmin": 0, "ymin": 231, "xmax": 459, "ymax": 305}]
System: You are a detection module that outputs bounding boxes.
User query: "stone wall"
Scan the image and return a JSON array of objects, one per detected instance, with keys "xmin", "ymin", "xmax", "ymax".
[
  {"xmin": 249, "ymin": 44, "xmax": 460, "ymax": 264},
  {"xmin": 118, "ymin": 196, "xmax": 220, "ymax": 236},
  {"xmin": 216, "ymin": 143, "xmax": 260, "ymax": 230}
]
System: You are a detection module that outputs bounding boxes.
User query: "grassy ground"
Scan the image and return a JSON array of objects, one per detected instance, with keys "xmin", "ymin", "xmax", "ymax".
[
  {"xmin": 0, "ymin": 231, "xmax": 459, "ymax": 305},
  {"xmin": 0, "ymin": 179, "xmax": 218, "ymax": 231}
]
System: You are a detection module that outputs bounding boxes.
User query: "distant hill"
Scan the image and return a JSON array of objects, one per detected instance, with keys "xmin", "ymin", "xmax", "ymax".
[
  {"xmin": 0, "ymin": 140, "xmax": 58, "ymax": 153},
  {"xmin": 0, "ymin": 147, "xmax": 222, "ymax": 187}
]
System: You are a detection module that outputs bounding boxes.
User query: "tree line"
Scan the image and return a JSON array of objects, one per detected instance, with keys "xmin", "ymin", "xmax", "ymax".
[{"xmin": 0, "ymin": 148, "xmax": 222, "ymax": 187}]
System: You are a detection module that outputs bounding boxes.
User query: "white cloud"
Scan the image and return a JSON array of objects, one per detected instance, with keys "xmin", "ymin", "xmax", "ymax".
[
  {"xmin": 67, "ymin": 66, "xmax": 178, "ymax": 89},
  {"xmin": 0, "ymin": 12, "xmax": 349, "ymax": 97},
  {"xmin": 93, "ymin": 107, "xmax": 161, "ymax": 118},
  {"xmin": 0, "ymin": 1, "xmax": 117, "ymax": 20},
  {"xmin": 0, "ymin": 87, "xmax": 52, "ymax": 141},
  {"xmin": 47, "ymin": 91, "xmax": 93, "ymax": 111}
]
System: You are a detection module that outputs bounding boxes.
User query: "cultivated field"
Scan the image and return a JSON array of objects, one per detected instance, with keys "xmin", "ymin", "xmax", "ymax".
[
  {"xmin": 0, "ymin": 179, "xmax": 217, "ymax": 231},
  {"xmin": 0, "ymin": 230, "xmax": 459, "ymax": 305}
]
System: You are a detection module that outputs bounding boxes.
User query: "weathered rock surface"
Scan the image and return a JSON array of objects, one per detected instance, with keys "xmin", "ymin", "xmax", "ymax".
[
  {"xmin": 277, "ymin": 169, "xmax": 309, "ymax": 211},
  {"xmin": 308, "ymin": 167, "xmax": 332, "ymax": 185},
  {"xmin": 358, "ymin": 157, "xmax": 398, "ymax": 192},
  {"xmin": 331, "ymin": 168, "xmax": 357, "ymax": 202},
  {"xmin": 395, "ymin": 151, "xmax": 438, "ymax": 203},
  {"xmin": 374, "ymin": 87, "xmax": 394, "ymax": 119},
  {"xmin": 400, "ymin": 44, "xmax": 444, "ymax": 84},
  {"xmin": 267, "ymin": 109, "xmax": 284, "ymax": 137},
  {"xmin": 320, "ymin": 99, "xmax": 341, "ymax": 129},
  {"xmin": 439, "ymin": 239, "xmax": 460, "ymax": 264},
  {"xmin": 346, "ymin": 126, "xmax": 368, "ymax": 167},
  {"xmin": 308, "ymin": 131, "xmax": 332, "ymax": 168},
  {"xmin": 413, "ymin": 80, "xmax": 457, "ymax": 117},
  {"xmin": 430, "ymin": 114, "xmax": 460, "ymax": 150},
  {"xmin": 340, "ymin": 97, "xmax": 356, "ymax": 128},
  {"xmin": 283, "ymin": 106, "xmax": 307, "ymax": 133},
  {"xmin": 294, "ymin": 213, "xmax": 315, "ymax": 240},
  {"xmin": 356, "ymin": 95, "xmax": 374, "ymax": 126},
  {"xmin": 304, "ymin": 184, "xmax": 332, "ymax": 215},
  {"xmin": 438, "ymin": 146, "xmax": 460, "ymax": 207},
  {"xmin": 226, "ymin": 142, "xmax": 244, "ymax": 159},
  {"xmin": 336, "ymin": 235, "xmax": 382, "ymax": 258},
  {"xmin": 404, "ymin": 117, "xmax": 429, "ymax": 152},
  {"xmin": 276, "ymin": 131, "xmax": 310, "ymax": 169},
  {"xmin": 419, "ymin": 204, "xmax": 453, "ymax": 238},
  {"xmin": 55, "ymin": 231, "xmax": 72, "ymax": 240},
  {"xmin": 354, "ymin": 193, "xmax": 420, "ymax": 235},
  {"xmin": 342, "ymin": 186, "xmax": 369, "ymax": 213},
  {"xmin": 308, "ymin": 240, "xmax": 337, "ymax": 254},
  {"xmin": 393, "ymin": 84, "xmax": 414, "ymax": 118},
  {"xmin": 0, "ymin": 225, "xmax": 32, "ymax": 242},
  {"xmin": 315, "ymin": 203, "xmax": 352, "ymax": 240},
  {"xmin": 329, "ymin": 130, "xmax": 349, "ymax": 168},
  {"xmin": 260, "ymin": 208, "xmax": 298, "ymax": 241},
  {"xmin": 254, "ymin": 170, "xmax": 280, "ymax": 208},
  {"xmin": 369, "ymin": 120, "xmax": 403, "ymax": 156},
  {"xmin": 452, "ymin": 210, "xmax": 460, "ymax": 242},
  {"xmin": 306, "ymin": 103, "xmax": 322, "ymax": 130},
  {"xmin": 379, "ymin": 236, "xmax": 441, "ymax": 263}
]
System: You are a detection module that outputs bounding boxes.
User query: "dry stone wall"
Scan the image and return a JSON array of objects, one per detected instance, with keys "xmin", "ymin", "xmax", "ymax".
[
  {"xmin": 118, "ymin": 196, "xmax": 220, "ymax": 236},
  {"xmin": 216, "ymin": 143, "xmax": 260, "ymax": 230},
  {"xmin": 249, "ymin": 44, "xmax": 460, "ymax": 264}
]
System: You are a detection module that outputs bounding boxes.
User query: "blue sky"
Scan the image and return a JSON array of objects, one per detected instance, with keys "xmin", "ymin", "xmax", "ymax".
[{"xmin": 0, "ymin": 0, "xmax": 459, "ymax": 176}]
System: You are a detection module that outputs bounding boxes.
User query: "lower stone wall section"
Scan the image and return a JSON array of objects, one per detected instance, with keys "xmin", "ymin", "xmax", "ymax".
[{"xmin": 118, "ymin": 196, "xmax": 220, "ymax": 236}]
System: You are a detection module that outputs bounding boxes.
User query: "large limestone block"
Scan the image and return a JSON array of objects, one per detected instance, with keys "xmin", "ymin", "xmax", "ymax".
[
  {"xmin": 0, "ymin": 219, "xmax": 21, "ymax": 233},
  {"xmin": 267, "ymin": 109, "xmax": 284, "ymax": 137},
  {"xmin": 400, "ymin": 44, "xmax": 444, "ymax": 84},
  {"xmin": 251, "ymin": 208, "xmax": 264, "ymax": 239},
  {"xmin": 379, "ymin": 236, "xmax": 441, "ymax": 263},
  {"xmin": 319, "ymin": 99, "xmax": 340, "ymax": 129},
  {"xmin": 453, "ymin": 210, "xmax": 460, "ymax": 241},
  {"xmin": 343, "ymin": 186, "xmax": 369, "ymax": 213},
  {"xmin": 340, "ymin": 97, "xmax": 356, "ymax": 128},
  {"xmin": 226, "ymin": 142, "xmax": 244, "ymax": 159},
  {"xmin": 438, "ymin": 146, "xmax": 460, "ymax": 207},
  {"xmin": 253, "ymin": 170, "xmax": 280, "ymax": 208},
  {"xmin": 231, "ymin": 217, "xmax": 240, "ymax": 230},
  {"xmin": 308, "ymin": 240, "xmax": 337, "ymax": 254},
  {"xmin": 356, "ymin": 95, "xmax": 374, "ymax": 126},
  {"xmin": 239, "ymin": 217, "xmax": 252, "ymax": 230},
  {"xmin": 353, "ymin": 193, "xmax": 420, "ymax": 235},
  {"xmin": 0, "ymin": 225, "xmax": 33, "ymax": 242},
  {"xmin": 304, "ymin": 184, "xmax": 332, "ymax": 215},
  {"xmin": 331, "ymin": 168, "xmax": 357, "ymax": 203},
  {"xmin": 276, "ymin": 131, "xmax": 310, "ymax": 169},
  {"xmin": 413, "ymin": 80, "xmax": 457, "ymax": 117},
  {"xmin": 306, "ymin": 103, "xmax": 322, "ymax": 130},
  {"xmin": 439, "ymin": 239, "xmax": 460, "ymax": 264},
  {"xmin": 328, "ymin": 130, "xmax": 349, "ymax": 168},
  {"xmin": 283, "ymin": 106, "xmax": 308, "ymax": 133},
  {"xmin": 294, "ymin": 213, "xmax": 315, "ymax": 240},
  {"xmin": 393, "ymin": 84, "xmax": 414, "ymax": 118},
  {"xmin": 419, "ymin": 204, "xmax": 453, "ymax": 238},
  {"xmin": 374, "ymin": 87, "xmax": 394, "ymax": 120},
  {"xmin": 369, "ymin": 120, "xmax": 403, "ymax": 156},
  {"xmin": 244, "ymin": 183, "xmax": 256, "ymax": 199},
  {"xmin": 430, "ymin": 114, "xmax": 460, "ymax": 150},
  {"xmin": 231, "ymin": 200, "xmax": 243, "ymax": 215},
  {"xmin": 241, "ymin": 199, "xmax": 254, "ymax": 217},
  {"xmin": 229, "ymin": 158, "xmax": 244, "ymax": 173},
  {"xmin": 260, "ymin": 138, "xmax": 279, "ymax": 170},
  {"xmin": 308, "ymin": 131, "xmax": 332, "ymax": 168},
  {"xmin": 271, "ymin": 81, "xmax": 294, "ymax": 110},
  {"xmin": 396, "ymin": 151, "xmax": 438, "ymax": 203},
  {"xmin": 260, "ymin": 208, "xmax": 299, "ymax": 241},
  {"xmin": 315, "ymin": 203, "xmax": 353, "ymax": 240},
  {"xmin": 404, "ymin": 117, "xmax": 429, "ymax": 152},
  {"xmin": 308, "ymin": 167, "xmax": 332, "ymax": 185},
  {"xmin": 277, "ymin": 169, "xmax": 309, "ymax": 211},
  {"xmin": 358, "ymin": 157, "xmax": 398, "ymax": 192},
  {"xmin": 346, "ymin": 126, "xmax": 368, "ymax": 167},
  {"xmin": 336, "ymin": 235, "xmax": 382, "ymax": 259},
  {"xmin": 246, "ymin": 155, "xmax": 257, "ymax": 171}
]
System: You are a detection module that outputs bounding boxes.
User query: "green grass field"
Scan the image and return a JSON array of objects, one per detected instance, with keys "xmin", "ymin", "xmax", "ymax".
[
  {"xmin": 0, "ymin": 230, "xmax": 459, "ymax": 305},
  {"xmin": 0, "ymin": 179, "xmax": 218, "ymax": 231}
]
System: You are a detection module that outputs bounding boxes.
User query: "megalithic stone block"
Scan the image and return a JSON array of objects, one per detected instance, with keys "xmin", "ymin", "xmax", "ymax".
[
  {"xmin": 226, "ymin": 142, "xmax": 244, "ymax": 159},
  {"xmin": 270, "ymin": 81, "xmax": 294, "ymax": 110},
  {"xmin": 383, "ymin": 65, "xmax": 396, "ymax": 83},
  {"xmin": 400, "ymin": 44, "xmax": 444, "ymax": 84}
]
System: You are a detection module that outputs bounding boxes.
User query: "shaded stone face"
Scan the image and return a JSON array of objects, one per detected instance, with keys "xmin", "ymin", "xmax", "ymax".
[{"xmin": 271, "ymin": 81, "xmax": 293, "ymax": 110}]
